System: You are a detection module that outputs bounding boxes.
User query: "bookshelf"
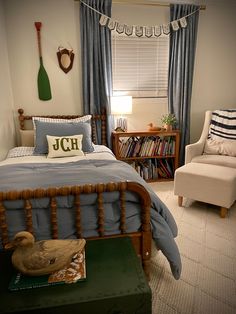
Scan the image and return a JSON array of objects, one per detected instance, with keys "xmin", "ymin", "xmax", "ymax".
[{"xmin": 112, "ymin": 130, "xmax": 180, "ymax": 182}]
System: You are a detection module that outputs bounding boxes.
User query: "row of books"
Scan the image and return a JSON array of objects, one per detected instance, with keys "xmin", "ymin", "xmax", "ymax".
[
  {"xmin": 129, "ymin": 158, "xmax": 175, "ymax": 181},
  {"xmin": 119, "ymin": 136, "xmax": 176, "ymax": 158}
]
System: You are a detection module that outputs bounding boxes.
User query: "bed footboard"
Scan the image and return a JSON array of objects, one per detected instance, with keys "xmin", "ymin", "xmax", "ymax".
[{"xmin": 0, "ymin": 181, "xmax": 151, "ymax": 278}]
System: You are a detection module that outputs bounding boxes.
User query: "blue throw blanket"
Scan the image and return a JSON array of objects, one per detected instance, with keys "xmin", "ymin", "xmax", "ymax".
[{"xmin": 0, "ymin": 159, "xmax": 181, "ymax": 279}]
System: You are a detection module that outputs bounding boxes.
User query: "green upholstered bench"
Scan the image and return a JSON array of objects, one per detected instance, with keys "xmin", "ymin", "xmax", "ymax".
[{"xmin": 0, "ymin": 237, "xmax": 152, "ymax": 314}]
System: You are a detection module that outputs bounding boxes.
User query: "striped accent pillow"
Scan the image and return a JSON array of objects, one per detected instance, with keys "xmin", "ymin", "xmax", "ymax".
[{"xmin": 209, "ymin": 109, "xmax": 236, "ymax": 141}]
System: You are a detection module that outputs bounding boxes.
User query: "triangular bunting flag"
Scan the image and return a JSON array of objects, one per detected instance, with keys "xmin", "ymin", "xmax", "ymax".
[
  {"xmin": 171, "ymin": 20, "xmax": 179, "ymax": 31},
  {"xmin": 154, "ymin": 25, "xmax": 162, "ymax": 37},
  {"xmin": 125, "ymin": 25, "xmax": 133, "ymax": 36},
  {"xmin": 179, "ymin": 17, "xmax": 187, "ymax": 28},
  {"xmin": 135, "ymin": 26, "xmax": 144, "ymax": 37},
  {"xmin": 99, "ymin": 15, "xmax": 108, "ymax": 26},
  {"xmin": 145, "ymin": 26, "xmax": 153, "ymax": 38},
  {"xmin": 116, "ymin": 22, "xmax": 125, "ymax": 34},
  {"xmin": 162, "ymin": 24, "xmax": 170, "ymax": 35},
  {"xmin": 108, "ymin": 19, "xmax": 117, "ymax": 30}
]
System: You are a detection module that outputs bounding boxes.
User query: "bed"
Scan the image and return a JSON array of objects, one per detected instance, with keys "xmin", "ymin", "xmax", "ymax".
[{"xmin": 0, "ymin": 109, "xmax": 181, "ymax": 280}]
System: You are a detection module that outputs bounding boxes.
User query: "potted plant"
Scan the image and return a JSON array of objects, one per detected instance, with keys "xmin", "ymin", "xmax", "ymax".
[{"xmin": 161, "ymin": 113, "xmax": 177, "ymax": 131}]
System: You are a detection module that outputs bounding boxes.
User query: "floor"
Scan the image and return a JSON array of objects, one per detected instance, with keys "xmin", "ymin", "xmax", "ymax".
[{"xmin": 148, "ymin": 181, "xmax": 236, "ymax": 314}]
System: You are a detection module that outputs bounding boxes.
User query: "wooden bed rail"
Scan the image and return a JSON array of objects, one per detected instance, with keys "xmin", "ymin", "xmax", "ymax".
[
  {"xmin": 18, "ymin": 108, "xmax": 108, "ymax": 146},
  {"xmin": 0, "ymin": 181, "xmax": 152, "ymax": 277}
]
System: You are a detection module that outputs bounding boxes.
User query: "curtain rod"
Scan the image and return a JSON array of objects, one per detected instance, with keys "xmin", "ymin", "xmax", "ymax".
[{"xmin": 75, "ymin": 0, "xmax": 206, "ymax": 10}]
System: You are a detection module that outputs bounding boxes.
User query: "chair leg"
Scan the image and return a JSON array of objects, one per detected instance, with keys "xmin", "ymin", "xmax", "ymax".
[
  {"xmin": 220, "ymin": 207, "xmax": 227, "ymax": 218},
  {"xmin": 178, "ymin": 196, "xmax": 183, "ymax": 207}
]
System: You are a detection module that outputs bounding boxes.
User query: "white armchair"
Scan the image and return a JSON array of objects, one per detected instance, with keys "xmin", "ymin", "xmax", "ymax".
[
  {"xmin": 174, "ymin": 110, "xmax": 236, "ymax": 218},
  {"xmin": 185, "ymin": 111, "xmax": 212, "ymax": 164}
]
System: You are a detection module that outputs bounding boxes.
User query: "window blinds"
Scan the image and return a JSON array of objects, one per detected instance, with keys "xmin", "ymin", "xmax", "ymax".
[{"xmin": 112, "ymin": 33, "xmax": 169, "ymax": 98}]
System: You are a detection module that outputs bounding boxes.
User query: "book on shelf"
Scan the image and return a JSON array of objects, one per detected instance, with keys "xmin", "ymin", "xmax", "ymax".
[{"xmin": 8, "ymin": 248, "xmax": 86, "ymax": 291}]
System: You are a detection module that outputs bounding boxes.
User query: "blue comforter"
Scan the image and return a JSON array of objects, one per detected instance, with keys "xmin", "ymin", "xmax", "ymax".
[{"xmin": 0, "ymin": 158, "xmax": 181, "ymax": 279}]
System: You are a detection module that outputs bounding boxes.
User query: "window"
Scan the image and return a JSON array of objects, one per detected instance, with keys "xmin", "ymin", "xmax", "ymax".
[{"xmin": 112, "ymin": 33, "xmax": 169, "ymax": 98}]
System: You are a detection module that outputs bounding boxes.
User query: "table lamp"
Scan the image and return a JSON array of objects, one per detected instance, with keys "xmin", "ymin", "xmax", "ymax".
[{"xmin": 111, "ymin": 96, "xmax": 133, "ymax": 132}]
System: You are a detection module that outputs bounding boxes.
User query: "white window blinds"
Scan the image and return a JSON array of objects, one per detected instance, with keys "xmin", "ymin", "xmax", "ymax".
[{"xmin": 112, "ymin": 33, "xmax": 169, "ymax": 98}]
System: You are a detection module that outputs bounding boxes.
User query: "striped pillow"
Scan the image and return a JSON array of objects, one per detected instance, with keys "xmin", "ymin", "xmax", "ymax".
[
  {"xmin": 204, "ymin": 109, "xmax": 236, "ymax": 156},
  {"xmin": 209, "ymin": 109, "xmax": 236, "ymax": 141}
]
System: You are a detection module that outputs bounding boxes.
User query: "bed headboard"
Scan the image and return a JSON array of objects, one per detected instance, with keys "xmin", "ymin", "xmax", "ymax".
[{"xmin": 18, "ymin": 108, "xmax": 107, "ymax": 146}]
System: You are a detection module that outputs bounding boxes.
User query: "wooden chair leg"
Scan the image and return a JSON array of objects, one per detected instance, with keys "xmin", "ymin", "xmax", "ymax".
[
  {"xmin": 178, "ymin": 196, "xmax": 183, "ymax": 207},
  {"xmin": 220, "ymin": 207, "xmax": 227, "ymax": 218}
]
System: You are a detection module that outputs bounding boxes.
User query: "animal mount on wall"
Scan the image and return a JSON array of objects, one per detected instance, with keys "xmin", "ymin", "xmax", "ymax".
[{"xmin": 57, "ymin": 46, "xmax": 74, "ymax": 73}]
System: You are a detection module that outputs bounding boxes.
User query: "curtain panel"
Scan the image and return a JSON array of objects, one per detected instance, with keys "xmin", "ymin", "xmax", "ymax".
[
  {"xmin": 80, "ymin": 0, "xmax": 113, "ymax": 147},
  {"xmin": 168, "ymin": 4, "xmax": 200, "ymax": 165}
]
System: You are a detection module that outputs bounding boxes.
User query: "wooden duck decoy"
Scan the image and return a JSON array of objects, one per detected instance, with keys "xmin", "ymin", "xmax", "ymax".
[
  {"xmin": 147, "ymin": 123, "xmax": 162, "ymax": 131},
  {"xmin": 11, "ymin": 231, "xmax": 86, "ymax": 276}
]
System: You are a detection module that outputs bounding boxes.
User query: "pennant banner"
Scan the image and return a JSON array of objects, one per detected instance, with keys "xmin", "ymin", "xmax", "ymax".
[
  {"xmin": 145, "ymin": 26, "xmax": 153, "ymax": 38},
  {"xmin": 171, "ymin": 20, "xmax": 179, "ymax": 31},
  {"xmin": 108, "ymin": 19, "xmax": 117, "ymax": 30},
  {"xmin": 81, "ymin": 0, "xmax": 200, "ymax": 38},
  {"xmin": 125, "ymin": 25, "xmax": 133, "ymax": 36}
]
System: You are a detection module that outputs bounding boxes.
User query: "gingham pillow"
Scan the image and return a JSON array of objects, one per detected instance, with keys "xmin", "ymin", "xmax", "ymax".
[
  {"xmin": 32, "ymin": 115, "xmax": 92, "ymax": 130},
  {"xmin": 7, "ymin": 147, "xmax": 34, "ymax": 158}
]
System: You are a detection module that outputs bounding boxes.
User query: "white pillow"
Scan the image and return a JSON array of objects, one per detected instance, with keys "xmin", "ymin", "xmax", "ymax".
[
  {"xmin": 47, "ymin": 134, "xmax": 84, "ymax": 158},
  {"xmin": 204, "ymin": 138, "xmax": 236, "ymax": 157},
  {"xmin": 19, "ymin": 130, "xmax": 34, "ymax": 146}
]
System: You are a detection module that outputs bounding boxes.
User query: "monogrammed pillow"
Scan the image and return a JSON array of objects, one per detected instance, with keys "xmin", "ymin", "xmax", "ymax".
[{"xmin": 47, "ymin": 135, "xmax": 84, "ymax": 158}]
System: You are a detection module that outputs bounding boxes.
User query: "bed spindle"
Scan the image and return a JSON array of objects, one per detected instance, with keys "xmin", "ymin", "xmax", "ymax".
[
  {"xmin": 97, "ymin": 184, "xmax": 105, "ymax": 237},
  {"xmin": 119, "ymin": 185, "xmax": 126, "ymax": 234},
  {"xmin": 50, "ymin": 197, "xmax": 58, "ymax": 239},
  {"xmin": 0, "ymin": 200, "xmax": 9, "ymax": 248},
  {"xmin": 74, "ymin": 194, "xmax": 82, "ymax": 238},
  {"xmin": 24, "ymin": 199, "xmax": 33, "ymax": 235}
]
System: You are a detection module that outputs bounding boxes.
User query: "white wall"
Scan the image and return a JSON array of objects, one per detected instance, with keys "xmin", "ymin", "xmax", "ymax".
[
  {"xmin": 191, "ymin": 0, "xmax": 236, "ymax": 141},
  {"xmin": 0, "ymin": 0, "xmax": 15, "ymax": 160},
  {"xmin": 4, "ymin": 0, "xmax": 82, "ymax": 116},
  {"xmin": 112, "ymin": 0, "xmax": 236, "ymax": 141},
  {"xmin": 2, "ymin": 0, "xmax": 236, "ymax": 154}
]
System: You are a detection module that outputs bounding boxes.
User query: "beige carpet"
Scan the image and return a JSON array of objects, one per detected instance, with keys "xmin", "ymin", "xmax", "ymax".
[{"xmin": 148, "ymin": 181, "xmax": 236, "ymax": 314}]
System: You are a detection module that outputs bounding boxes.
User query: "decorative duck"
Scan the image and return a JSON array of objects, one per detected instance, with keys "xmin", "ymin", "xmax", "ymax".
[
  {"xmin": 11, "ymin": 231, "xmax": 86, "ymax": 276},
  {"xmin": 147, "ymin": 123, "xmax": 161, "ymax": 131}
]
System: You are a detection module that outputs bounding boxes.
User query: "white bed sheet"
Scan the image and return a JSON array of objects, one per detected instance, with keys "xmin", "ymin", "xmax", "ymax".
[{"xmin": 1, "ymin": 145, "xmax": 116, "ymax": 167}]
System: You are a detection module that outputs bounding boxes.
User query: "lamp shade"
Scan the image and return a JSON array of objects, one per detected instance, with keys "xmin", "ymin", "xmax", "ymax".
[{"xmin": 111, "ymin": 96, "xmax": 133, "ymax": 115}]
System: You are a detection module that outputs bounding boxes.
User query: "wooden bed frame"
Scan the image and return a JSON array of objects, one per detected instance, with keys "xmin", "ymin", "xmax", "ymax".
[
  {"xmin": 0, "ymin": 109, "xmax": 152, "ymax": 278},
  {"xmin": 18, "ymin": 108, "xmax": 108, "ymax": 146}
]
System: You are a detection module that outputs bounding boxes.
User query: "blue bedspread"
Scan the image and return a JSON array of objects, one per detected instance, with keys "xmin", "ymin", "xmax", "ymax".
[{"xmin": 0, "ymin": 158, "xmax": 181, "ymax": 279}]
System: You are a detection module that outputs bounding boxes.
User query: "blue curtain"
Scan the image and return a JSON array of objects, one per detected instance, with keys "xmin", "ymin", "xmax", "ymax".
[
  {"xmin": 168, "ymin": 4, "xmax": 199, "ymax": 165},
  {"xmin": 80, "ymin": 0, "xmax": 113, "ymax": 147}
]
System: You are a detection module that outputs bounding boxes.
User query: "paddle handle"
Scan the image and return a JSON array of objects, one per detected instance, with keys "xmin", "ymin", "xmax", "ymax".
[{"xmin": 35, "ymin": 22, "xmax": 42, "ymax": 58}]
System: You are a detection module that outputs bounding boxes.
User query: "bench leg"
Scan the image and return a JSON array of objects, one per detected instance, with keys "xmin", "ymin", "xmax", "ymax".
[
  {"xmin": 178, "ymin": 196, "xmax": 183, "ymax": 207},
  {"xmin": 220, "ymin": 207, "xmax": 227, "ymax": 218}
]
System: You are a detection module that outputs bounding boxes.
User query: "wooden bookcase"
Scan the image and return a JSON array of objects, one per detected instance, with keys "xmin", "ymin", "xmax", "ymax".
[{"xmin": 112, "ymin": 130, "xmax": 180, "ymax": 182}]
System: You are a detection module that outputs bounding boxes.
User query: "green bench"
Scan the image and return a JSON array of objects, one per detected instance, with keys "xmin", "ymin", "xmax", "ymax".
[{"xmin": 0, "ymin": 237, "xmax": 152, "ymax": 314}]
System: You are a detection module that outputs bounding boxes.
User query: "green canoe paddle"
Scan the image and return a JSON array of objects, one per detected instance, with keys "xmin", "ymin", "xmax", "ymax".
[{"xmin": 35, "ymin": 22, "xmax": 52, "ymax": 101}]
